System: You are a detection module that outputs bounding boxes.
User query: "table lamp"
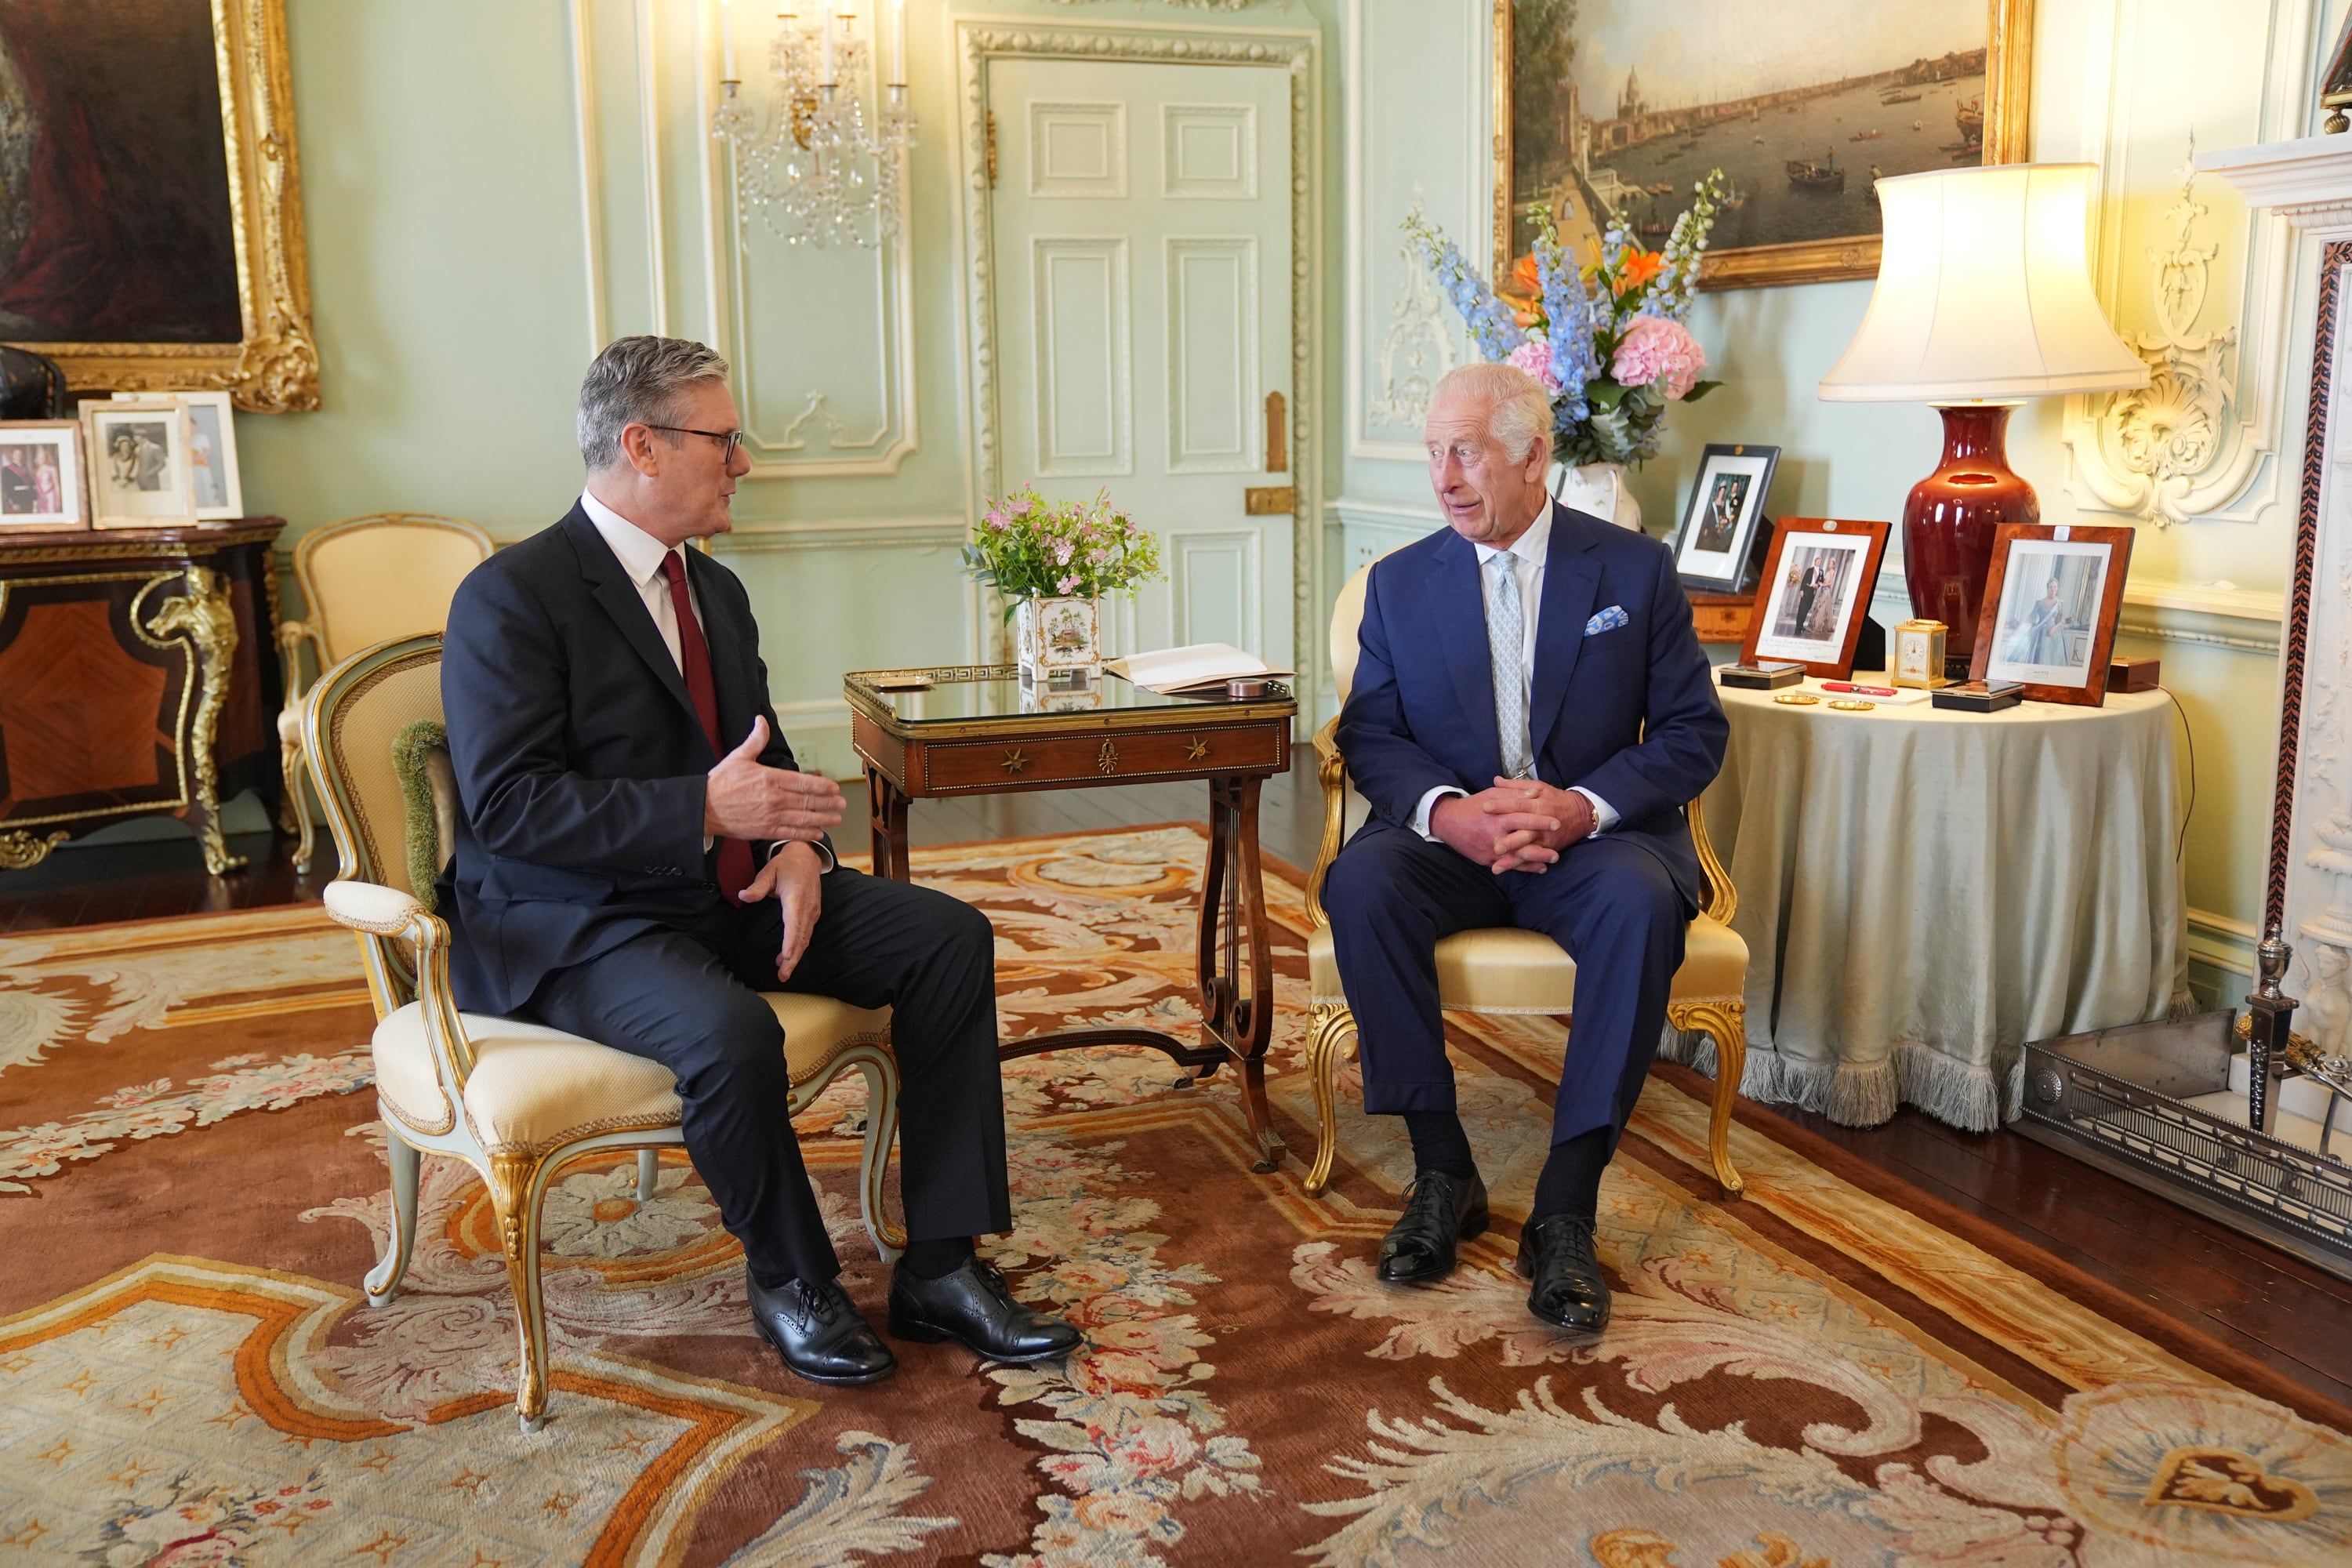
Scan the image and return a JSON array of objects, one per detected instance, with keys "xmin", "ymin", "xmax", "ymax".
[{"xmin": 1818, "ymin": 162, "xmax": 2147, "ymax": 672}]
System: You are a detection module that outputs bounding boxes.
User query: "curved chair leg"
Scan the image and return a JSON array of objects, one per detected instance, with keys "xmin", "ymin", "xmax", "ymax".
[
  {"xmin": 281, "ymin": 738, "xmax": 316, "ymax": 873},
  {"xmin": 1668, "ymin": 1000, "xmax": 1747, "ymax": 1200},
  {"xmin": 363, "ymin": 1130, "xmax": 421, "ymax": 1306},
  {"xmin": 855, "ymin": 1054, "xmax": 907, "ymax": 1261},
  {"xmin": 633, "ymin": 1147, "xmax": 659, "ymax": 1203},
  {"xmin": 487, "ymin": 1150, "xmax": 553, "ymax": 1433},
  {"xmin": 1304, "ymin": 1003, "xmax": 1358, "ymax": 1198}
]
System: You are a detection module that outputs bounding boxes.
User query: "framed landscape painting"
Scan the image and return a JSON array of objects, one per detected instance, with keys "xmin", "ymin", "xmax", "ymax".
[
  {"xmin": 0, "ymin": 0, "xmax": 317, "ymax": 409},
  {"xmin": 1494, "ymin": 0, "xmax": 2032, "ymax": 290}
]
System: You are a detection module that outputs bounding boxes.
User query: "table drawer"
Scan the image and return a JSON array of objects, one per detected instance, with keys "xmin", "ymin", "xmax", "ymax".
[{"xmin": 922, "ymin": 722, "xmax": 1288, "ymax": 792}]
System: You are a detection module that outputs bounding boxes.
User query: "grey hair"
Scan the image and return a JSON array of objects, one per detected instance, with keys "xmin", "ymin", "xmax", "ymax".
[
  {"xmin": 1428, "ymin": 361, "xmax": 1554, "ymax": 463},
  {"xmin": 577, "ymin": 335, "xmax": 731, "ymax": 470}
]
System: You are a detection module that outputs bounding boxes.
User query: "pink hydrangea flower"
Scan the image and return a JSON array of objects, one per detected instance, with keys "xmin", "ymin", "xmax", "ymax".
[
  {"xmin": 1505, "ymin": 339, "xmax": 1563, "ymax": 394},
  {"xmin": 1610, "ymin": 315, "xmax": 1705, "ymax": 400}
]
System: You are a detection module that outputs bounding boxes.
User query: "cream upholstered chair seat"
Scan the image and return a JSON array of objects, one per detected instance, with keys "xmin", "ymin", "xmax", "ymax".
[
  {"xmin": 368, "ymin": 991, "xmax": 892, "ymax": 1158},
  {"xmin": 1300, "ymin": 561, "xmax": 1749, "ymax": 1200},
  {"xmin": 1303, "ymin": 914, "xmax": 1748, "ymax": 1018},
  {"xmin": 278, "ymin": 514, "xmax": 493, "ymax": 872},
  {"xmin": 306, "ymin": 633, "xmax": 903, "ymax": 1433}
]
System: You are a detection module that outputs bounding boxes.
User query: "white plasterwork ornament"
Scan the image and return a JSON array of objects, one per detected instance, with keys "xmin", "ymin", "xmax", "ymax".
[
  {"xmin": 2068, "ymin": 138, "xmax": 2256, "ymax": 527},
  {"xmin": 1371, "ymin": 234, "xmax": 1454, "ymax": 430}
]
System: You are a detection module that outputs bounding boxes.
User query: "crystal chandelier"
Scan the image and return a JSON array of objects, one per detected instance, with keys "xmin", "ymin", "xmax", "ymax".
[{"xmin": 711, "ymin": 2, "xmax": 915, "ymax": 249}]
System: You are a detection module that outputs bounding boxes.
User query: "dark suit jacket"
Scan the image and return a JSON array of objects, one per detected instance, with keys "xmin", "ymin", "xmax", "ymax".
[
  {"xmin": 1334, "ymin": 502, "xmax": 1729, "ymax": 910},
  {"xmin": 439, "ymin": 504, "xmax": 812, "ymax": 1014}
]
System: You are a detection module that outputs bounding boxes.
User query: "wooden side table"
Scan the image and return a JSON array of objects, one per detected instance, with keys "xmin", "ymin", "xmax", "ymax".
[
  {"xmin": 846, "ymin": 665, "xmax": 1296, "ymax": 1170},
  {"xmin": 0, "ymin": 520, "xmax": 287, "ymax": 873},
  {"xmin": 1686, "ymin": 589, "xmax": 1755, "ymax": 645}
]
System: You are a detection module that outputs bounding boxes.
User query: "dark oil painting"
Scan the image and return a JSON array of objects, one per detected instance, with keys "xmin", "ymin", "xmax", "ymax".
[{"xmin": 0, "ymin": 0, "xmax": 243, "ymax": 343}]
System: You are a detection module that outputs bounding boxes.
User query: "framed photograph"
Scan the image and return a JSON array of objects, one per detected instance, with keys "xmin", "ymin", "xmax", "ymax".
[
  {"xmin": 82, "ymin": 399, "xmax": 196, "ymax": 529},
  {"xmin": 1740, "ymin": 516, "xmax": 1892, "ymax": 679},
  {"xmin": 117, "ymin": 390, "xmax": 241, "ymax": 517},
  {"xmin": 0, "ymin": 419, "xmax": 87, "ymax": 529},
  {"xmin": 0, "ymin": 0, "xmax": 316, "ymax": 412},
  {"xmin": 1494, "ymin": 0, "xmax": 2032, "ymax": 292},
  {"xmin": 1671, "ymin": 442, "xmax": 1779, "ymax": 592},
  {"xmin": 1971, "ymin": 524, "xmax": 2134, "ymax": 706}
]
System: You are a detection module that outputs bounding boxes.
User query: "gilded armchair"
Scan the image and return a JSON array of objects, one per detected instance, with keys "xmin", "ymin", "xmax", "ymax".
[
  {"xmin": 305, "ymin": 632, "xmax": 906, "ymax": 1432},
  {"xmin": 1299, "ymin": 564, "xmax": 1749, "ymax": 1200},
  {"xmin": 278, "ymin": 513, "xmax": 493, "ymax": 871}
]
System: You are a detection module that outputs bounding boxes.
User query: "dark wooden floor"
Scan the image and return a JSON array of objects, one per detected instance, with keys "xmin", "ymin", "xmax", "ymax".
[{"xmin": 6, "ymin": 749, "xmax": 2348, "ymax": 1407}]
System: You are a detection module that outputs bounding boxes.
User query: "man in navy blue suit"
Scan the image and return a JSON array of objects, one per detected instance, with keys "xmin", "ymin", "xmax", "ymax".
[
  {"xmin": 1326, "ymin": 361, "xmax": 1728, "ymax": 1333},
  {"xmin": 440, "ymin": 337, "xmax": 1079, "ymax": 1386}
]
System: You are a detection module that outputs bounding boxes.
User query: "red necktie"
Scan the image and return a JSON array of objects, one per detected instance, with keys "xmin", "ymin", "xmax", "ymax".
[{"xmin": 659, "ymin": 550, "xmax": 757, "ymax": 900}]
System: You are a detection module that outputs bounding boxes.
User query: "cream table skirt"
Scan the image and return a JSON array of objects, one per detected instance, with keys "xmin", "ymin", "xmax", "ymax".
[{"xmin": 1670, "ymin": 680, "xmax": 2190, "ymax": 1131}]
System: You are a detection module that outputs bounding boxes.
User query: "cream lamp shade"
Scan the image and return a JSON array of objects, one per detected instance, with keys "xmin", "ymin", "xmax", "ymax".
[{"xmin": 1818, "ymin": 162, "xmax": 2149, "ymax": 403}]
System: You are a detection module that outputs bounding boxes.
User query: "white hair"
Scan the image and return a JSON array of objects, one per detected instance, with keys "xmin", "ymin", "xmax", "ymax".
[
  {"xmin": 577, "ymin": 335, "xmax": 731, "ymax": 470},
  {"xmin": 1428, "ymin": 361, "xmax": 1554, "ymax": 463}
]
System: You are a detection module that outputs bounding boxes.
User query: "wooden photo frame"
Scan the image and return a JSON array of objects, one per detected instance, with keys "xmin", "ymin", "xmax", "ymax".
[
  {"xmin": 1970, "ymin": 523, "xmax": 2134, "ymax": 706},
  {"xmin": 1671, "ymin": 442, "xmax": 1779, "ymax": 593},
  {"xmin": 117, "ymin": 389, "xmax": 242, "ymax": 518},
  {"xmin": 1740, "ymin": 516, "xmax": 1892, "ymax": 679},
  {"xmin": 82, "ymin": 399, "xmax": 197, "ymax": 530},
  {"xmin": 5, "ymin": 0, "xmax": 317, "ymax": 412},
  {"xmin": 0, "ymin": 420, "xmax": 89, "ymax": 530},
  {"xmin": 1493, "ymin": 0, "xmax": 2033, "ymax": 292}
]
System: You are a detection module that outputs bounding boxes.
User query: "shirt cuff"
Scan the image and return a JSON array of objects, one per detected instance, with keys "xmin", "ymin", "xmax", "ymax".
[
  {"xmin": 1570, "ymin": 786, "xmax": 1617, "ymax": 837},
  {"xmin": 1412, "ymin": 786, "xmax": 1467, "ymax": 840},
  {"xmin": 769, "ymin": 839, "xmax": 837, "ymax": 873}
]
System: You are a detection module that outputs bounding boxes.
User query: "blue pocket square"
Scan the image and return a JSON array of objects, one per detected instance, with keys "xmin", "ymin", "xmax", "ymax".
[{"xmin": 1584, "ymin": 605, "xmax": 1629, "ymax": 637}]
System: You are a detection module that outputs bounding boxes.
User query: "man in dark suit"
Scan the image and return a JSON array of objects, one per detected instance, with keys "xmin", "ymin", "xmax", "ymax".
[
  {"xmin": 1326, "ymin": 361, "xmax": 1728, "ymax": 1333},
  {"xmin": 441, "ymin": 336, "xmax": 1079, "ymax": 1386}
]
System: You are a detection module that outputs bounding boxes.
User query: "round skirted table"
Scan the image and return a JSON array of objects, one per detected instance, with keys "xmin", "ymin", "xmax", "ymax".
[{"xmin": 1684, "ymin": 679, "xmax": 2188, "ymax": 1132}]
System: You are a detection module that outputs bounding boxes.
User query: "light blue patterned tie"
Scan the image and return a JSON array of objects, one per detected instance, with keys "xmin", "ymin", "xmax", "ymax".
[{"xmin": 1485, "ymin": 553, "xmax": 1532, "ymax": 779}]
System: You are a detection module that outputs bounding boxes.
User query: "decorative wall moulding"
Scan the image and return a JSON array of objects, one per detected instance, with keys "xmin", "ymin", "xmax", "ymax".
[
  {"xmin": 2068, "ymin": 144, "xmax": 2246, "ymax": 528},
  {"xmin": 1368, "ymin": 229, "xmax": 1454, "ymax": 431}
]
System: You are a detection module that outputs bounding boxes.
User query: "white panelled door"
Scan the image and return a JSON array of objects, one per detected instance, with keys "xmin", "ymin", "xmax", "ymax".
[{"xmin": 989, "ymin": 57, "xmax": 1294, "ymax": 670}]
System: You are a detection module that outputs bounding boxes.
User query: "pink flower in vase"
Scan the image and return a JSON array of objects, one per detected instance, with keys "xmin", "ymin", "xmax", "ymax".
[
  {"xmin": 1610, "ymin": 315, "xmax": 1705, "ymax": 400},
  {"xmin": 1505, "ymin": 339, "xmax": 1563, "ymax": 394}
]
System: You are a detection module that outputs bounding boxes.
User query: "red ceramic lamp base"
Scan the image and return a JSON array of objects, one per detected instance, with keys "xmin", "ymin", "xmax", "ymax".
[{"xmin": 1904, "ymin": 402, "xmax": 2038, "ymax": 671}]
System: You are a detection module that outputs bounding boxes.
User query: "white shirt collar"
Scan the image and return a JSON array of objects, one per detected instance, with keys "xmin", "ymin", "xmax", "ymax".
[
  {"xmin": 579, "ymin": 488, "xmax": 677, "ymax": 589},
  {"xmin": 1472, "ymin": 500, "xmax": 1552, "ymax": 568}
]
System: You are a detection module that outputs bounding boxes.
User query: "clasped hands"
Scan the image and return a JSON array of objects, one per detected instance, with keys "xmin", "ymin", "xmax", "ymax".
[
  {"xmin": 704, "ymin": 716, "xmax": 846, "ymax": 980},
  {"xmin": 1429, "ymin": 775, "xmax": 1595, "ymax": 875}
]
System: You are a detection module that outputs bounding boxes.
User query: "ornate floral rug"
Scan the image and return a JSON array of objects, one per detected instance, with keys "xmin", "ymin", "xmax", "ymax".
[{"xmin": 2, "ymin": 825, "xmax": 2347, "ymax": 1567}]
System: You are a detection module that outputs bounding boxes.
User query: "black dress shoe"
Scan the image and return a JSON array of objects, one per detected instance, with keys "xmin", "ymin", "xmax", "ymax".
[
  {"xmin": 888, "ymin": 1257, "xmax": 1083, "ymax": 1364},
  {"xmin": 1377, "ymin": 1169, "xmax": 1490, "ymax": 1283},
  {"xmin": 746, "ymin": 1267, "xmax": 898, "ymax": 1385},
  {"xmin": 1515, "ymin": 1214, "xmax": 1611, "ymax": 1333}
]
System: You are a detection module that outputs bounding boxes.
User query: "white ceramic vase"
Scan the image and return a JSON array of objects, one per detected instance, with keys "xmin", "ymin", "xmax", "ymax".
[
  {"xmin": 1014, "ymin": 595, "xmax": 1102, "ymax": 691},
  {"xmin": 1552, "ymin": 460, "xmax": 1642, "ymax": 532}
]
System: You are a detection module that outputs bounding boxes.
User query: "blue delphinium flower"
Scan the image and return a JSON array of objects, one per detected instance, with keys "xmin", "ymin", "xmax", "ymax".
[{"xmin": 1401, "ymin": 205, "xmax": 1522, "ymax": 363}]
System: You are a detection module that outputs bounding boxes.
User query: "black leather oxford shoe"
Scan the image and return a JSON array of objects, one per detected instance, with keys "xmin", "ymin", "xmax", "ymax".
[
  {"xmin": 887, "ymin": 1256, "xmax": 1083, "ymax": 1364},
  {"xmin": 1376, "ymin": 1169, "xmax": 1490, "ymax": 1283},
  {"xmin": 746, "ymin": 1268, "xmax": 898, "ymax": 1385},
  {"xmin": 1516, "ymin": 1214, "xmax": 1611, "ymax": 1333}
]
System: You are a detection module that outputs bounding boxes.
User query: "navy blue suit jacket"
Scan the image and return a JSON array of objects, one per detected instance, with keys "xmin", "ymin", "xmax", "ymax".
[
  {"xmin": 439, "ymin": 505, "xmax": 812, "ymax": 1014},
  {"xmin": 1334, "ymin": 502, "xmax": 1728, "ymax": 910}
]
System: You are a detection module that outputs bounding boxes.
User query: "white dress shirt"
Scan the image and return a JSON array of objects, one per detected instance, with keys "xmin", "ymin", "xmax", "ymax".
[
  {"xmin": 579, "ymin": 490, "xmax": 833, "ymax": 872},
  {"xmin": 1412, "ymin": 504, "xmax": 1618, "ymax": 844}
]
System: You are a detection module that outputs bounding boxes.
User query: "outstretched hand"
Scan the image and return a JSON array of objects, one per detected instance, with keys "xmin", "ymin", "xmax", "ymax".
[{"xmin": 704, "ymin": 717, "xmax": 844, "ymax": 841}]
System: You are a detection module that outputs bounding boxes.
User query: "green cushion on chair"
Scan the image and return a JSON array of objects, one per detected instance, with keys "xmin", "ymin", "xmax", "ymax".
[{"xmin": 390, "ymin": 719, "xmax": 455, "ymax": 911}]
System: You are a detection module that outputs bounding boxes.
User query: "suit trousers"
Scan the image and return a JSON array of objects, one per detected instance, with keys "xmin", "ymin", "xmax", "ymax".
[
  {"xmin": 1323, "ymin": 819, "xmax": 1686, "ymax": 1148},
  {"xmin": 524, "ymin": 866, "xmax": 1011, "ymax": 1286}
]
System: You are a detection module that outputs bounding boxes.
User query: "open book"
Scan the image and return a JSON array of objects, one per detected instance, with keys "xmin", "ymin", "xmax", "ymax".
[{"xmin": 1104, "ymin": 642, "xmax": 1294, "ymax": 695}]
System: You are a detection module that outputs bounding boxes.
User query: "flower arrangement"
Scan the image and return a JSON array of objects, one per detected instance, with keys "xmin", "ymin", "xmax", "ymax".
[
  {"xmin": 1402, "ymin": 168, "xmax": 1728, "ymax": 467},
  {"xmin": 963, "ymin": 485, "xmax": 1165, "ymax": 611}
]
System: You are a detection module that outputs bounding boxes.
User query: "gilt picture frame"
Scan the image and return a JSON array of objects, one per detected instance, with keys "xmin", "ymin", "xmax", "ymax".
[
  {"xmin": 82, "ymin": 398, "xmax": 198, "ymax": 530},
  {"xmin": 1493, "ymin": 0, "xmax": 2034, "ymax": 291},
  {"xmin": 0, "ymin": 0, "xmax": 317, "ymax": 412}
]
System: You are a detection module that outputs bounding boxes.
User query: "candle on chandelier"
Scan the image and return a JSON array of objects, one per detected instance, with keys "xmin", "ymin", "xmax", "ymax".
[
  {"xmin": 720, "ymin": 0, "xmax": 735, "ymax": 78},
  {"xmin": 819, "ymin": 5, "xmax": 834, "ymax": 84},
  {"xmin": 889, "ymin": 0, "xmax": 905, "ymax": 84}
]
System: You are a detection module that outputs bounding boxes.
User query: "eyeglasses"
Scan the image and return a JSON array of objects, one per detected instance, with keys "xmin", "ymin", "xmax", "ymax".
[{"xmin": 643, "ymin": 424, "xmax": 747, "ymax": 460}]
